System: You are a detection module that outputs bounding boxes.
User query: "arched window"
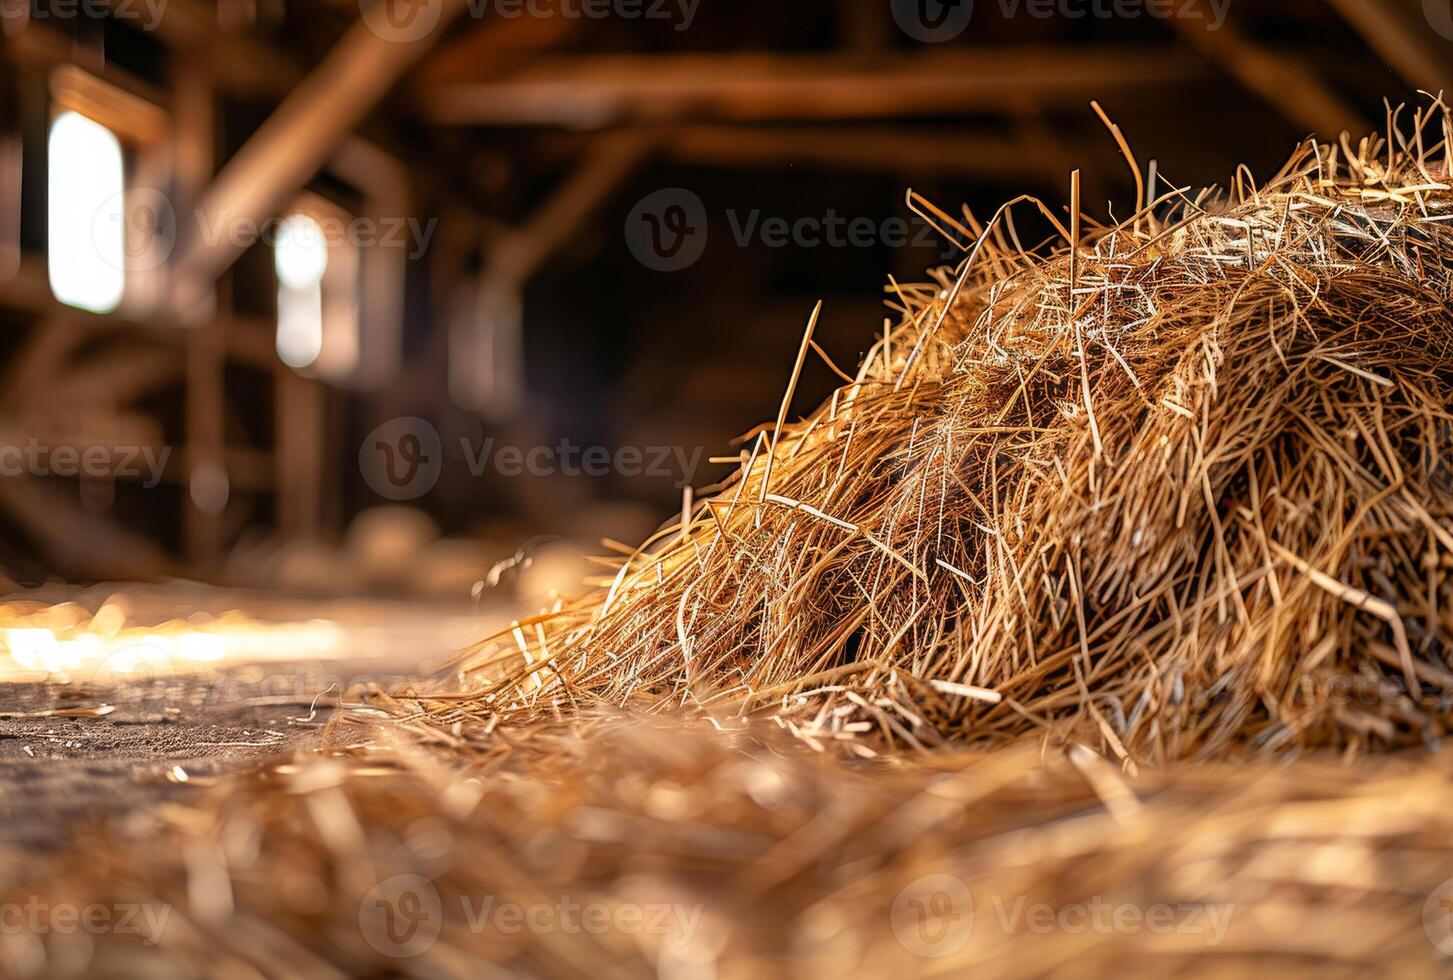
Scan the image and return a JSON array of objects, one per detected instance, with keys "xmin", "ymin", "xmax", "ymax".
[
  {"xmin": 274, "ymin": 212, "xmax": 328, "ymax": 368},
  {"xmin": 274, "ymin": 196, "xmax": 360, "ymax": 379},
  {"xmin": 47, "ymin": 111, "xmax": 124, "ymax": 313}
]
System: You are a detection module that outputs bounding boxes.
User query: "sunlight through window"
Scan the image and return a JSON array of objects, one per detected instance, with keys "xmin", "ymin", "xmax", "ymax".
[
  {"xmin": 275, "ymin": 212, "xmax": 328, "ymax": 368},
  {"xmin": 48, "ymin": 111, "xmax": 124, "ymax": 313}
]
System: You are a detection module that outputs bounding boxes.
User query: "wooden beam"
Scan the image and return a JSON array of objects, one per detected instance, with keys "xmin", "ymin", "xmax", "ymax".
[
  {"xmin": 0, "ymin": 261, "xmax": 278, "ymax": 371},
  {"xmin": 488, "ymin": 132, "xmax": 655, "ymax": 283},
  {"xmin": 0, "ymin": 319, "xmax": 83, "ymax": 413},
  {"xmin": 1323, "ymin": 0, "xmax": 1453, "ymax": 96},
  {"xmin": 423, "ymin": 47, "xmax": 1210, "ymax": 127},
  {"xmin": 665, "ymin": 125, "xmax": 1033, "ymax": 179},
  {"xmin": 0, "ymin": 475, "xmax": 172, "ymax": 580},
  {"xmin": 414, "ymin": 6, "xmax": 578, "ymax": 87},
  {"xmin": 130, "ymin": 0, "xmax": 304, "ymax": 97},
  {"xmin": 1171, "ymin": 0, "xmax": 1369, "ymax": 137},
  {"xmin": 174, "ymin": 0, "xmax": 471, "ymax": 309},
  {"xmin": 47, "ymin": 348, "xmax": 185, "ymax": 407}
]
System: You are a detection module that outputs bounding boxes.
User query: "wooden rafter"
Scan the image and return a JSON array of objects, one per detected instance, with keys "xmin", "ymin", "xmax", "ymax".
[
  {"xmin": 413, "ymin": 4, "xmax": 579, "ymax": 87},
  {"xmin": 1171, "ymin": 0, "xmax": 1369, "ymax": 137},
  {"xmin": 1323, "ymin": 0, "xmax": 1453, "ymax": 96},
  {"xmin": 174, "ymin": 0, "xmax": 473, "ymax": 307},
  {"xmin": 665, "ymin": 126, "xmax": 1031, "ymax": 179},
  {"xmin": 423, "ymin": 47, "xmax": 1210, "ymax": 127}
]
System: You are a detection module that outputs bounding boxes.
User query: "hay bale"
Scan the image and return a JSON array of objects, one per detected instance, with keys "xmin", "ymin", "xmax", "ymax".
[{"xmin": 429, "ymin": 123, "xmax": 1453, "ymax": 765}]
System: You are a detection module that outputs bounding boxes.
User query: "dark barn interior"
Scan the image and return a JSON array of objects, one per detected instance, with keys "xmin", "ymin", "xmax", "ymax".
[
  {"xmin": 0, "ymin": 0, "xmax": 1435, "ymax": 589},
  {"xmin": 5, "ymin": 2, "xmax": 1453, "ymax": 977}
]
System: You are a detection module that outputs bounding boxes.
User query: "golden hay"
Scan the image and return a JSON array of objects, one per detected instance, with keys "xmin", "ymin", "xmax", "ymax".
[
  {"xmin": 12, "ymin": 112, "xmax": 1453, "ymax": 978},
  {"xmin": 4, "ymin": 717, "xmax": 1453, "ymax": 978},
  {"xmin": 407, "ymin": 113, "xmax": 1453, "ymax": 766}
]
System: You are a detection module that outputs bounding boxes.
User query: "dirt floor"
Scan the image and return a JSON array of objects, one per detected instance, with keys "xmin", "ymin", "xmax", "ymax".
[
  {"xmin": 0, "ymin": 582, "xmax": 510, "ymax": 849},
  {"xmin": 0, "ymin": 671, "xmax": 334, "ymax": 849}
]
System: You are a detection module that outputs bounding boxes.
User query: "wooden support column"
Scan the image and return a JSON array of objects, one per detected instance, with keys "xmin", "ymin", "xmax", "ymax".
[
  {"xmin": 275, "ymin": 369, "xmax": 326, "ymax": 540},
  {"xmin": 174, "ymin": 0, "xmax": 469, "ymax": 317},
  {"xmin": 451, "ymin": 133, "xmax": 653, "ymax": 415},
  {"xmin": 172, "ymin": 57, "xmax": 230, "ymax": 567}
]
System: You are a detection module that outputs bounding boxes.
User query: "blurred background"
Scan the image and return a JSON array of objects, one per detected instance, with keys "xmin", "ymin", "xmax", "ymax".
[{"xmin": 0, "ymin": 0, "xmax": 1440, "ymax": 604}]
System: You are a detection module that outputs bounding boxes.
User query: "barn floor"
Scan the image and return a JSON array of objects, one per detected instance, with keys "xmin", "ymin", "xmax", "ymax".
[
  {"xmin": 0, "ymin": 674, "xmax": 327, "ymax": 849},
  {"xmin": 0, "ymin": 583, "xmax": 505, "ymax": 849}
]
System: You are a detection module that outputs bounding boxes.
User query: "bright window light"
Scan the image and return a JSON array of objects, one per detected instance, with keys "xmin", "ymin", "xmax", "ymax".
[
  {"xmin": 275, "ymin": 213, "xmax": 328, "ymax": 368},
  {"xmin": 48, "ymin": 111, "xmax": 124, "ymax": 313}
]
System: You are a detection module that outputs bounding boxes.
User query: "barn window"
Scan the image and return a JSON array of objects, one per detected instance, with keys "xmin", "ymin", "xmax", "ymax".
[
  {"xmin": 274, "ymin": 212, "xmax": 328, "ymax": 368},
  {"xmin": 47, "ymin": 111, "xmax": 124, "ymax": 313},
  {"xmin": 274, "ymin": 196, "xmax": 360, "ymax": 379},
  {"xmin": 45, "ymin": 68, "xmax": 171, "ymax": 316}
]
